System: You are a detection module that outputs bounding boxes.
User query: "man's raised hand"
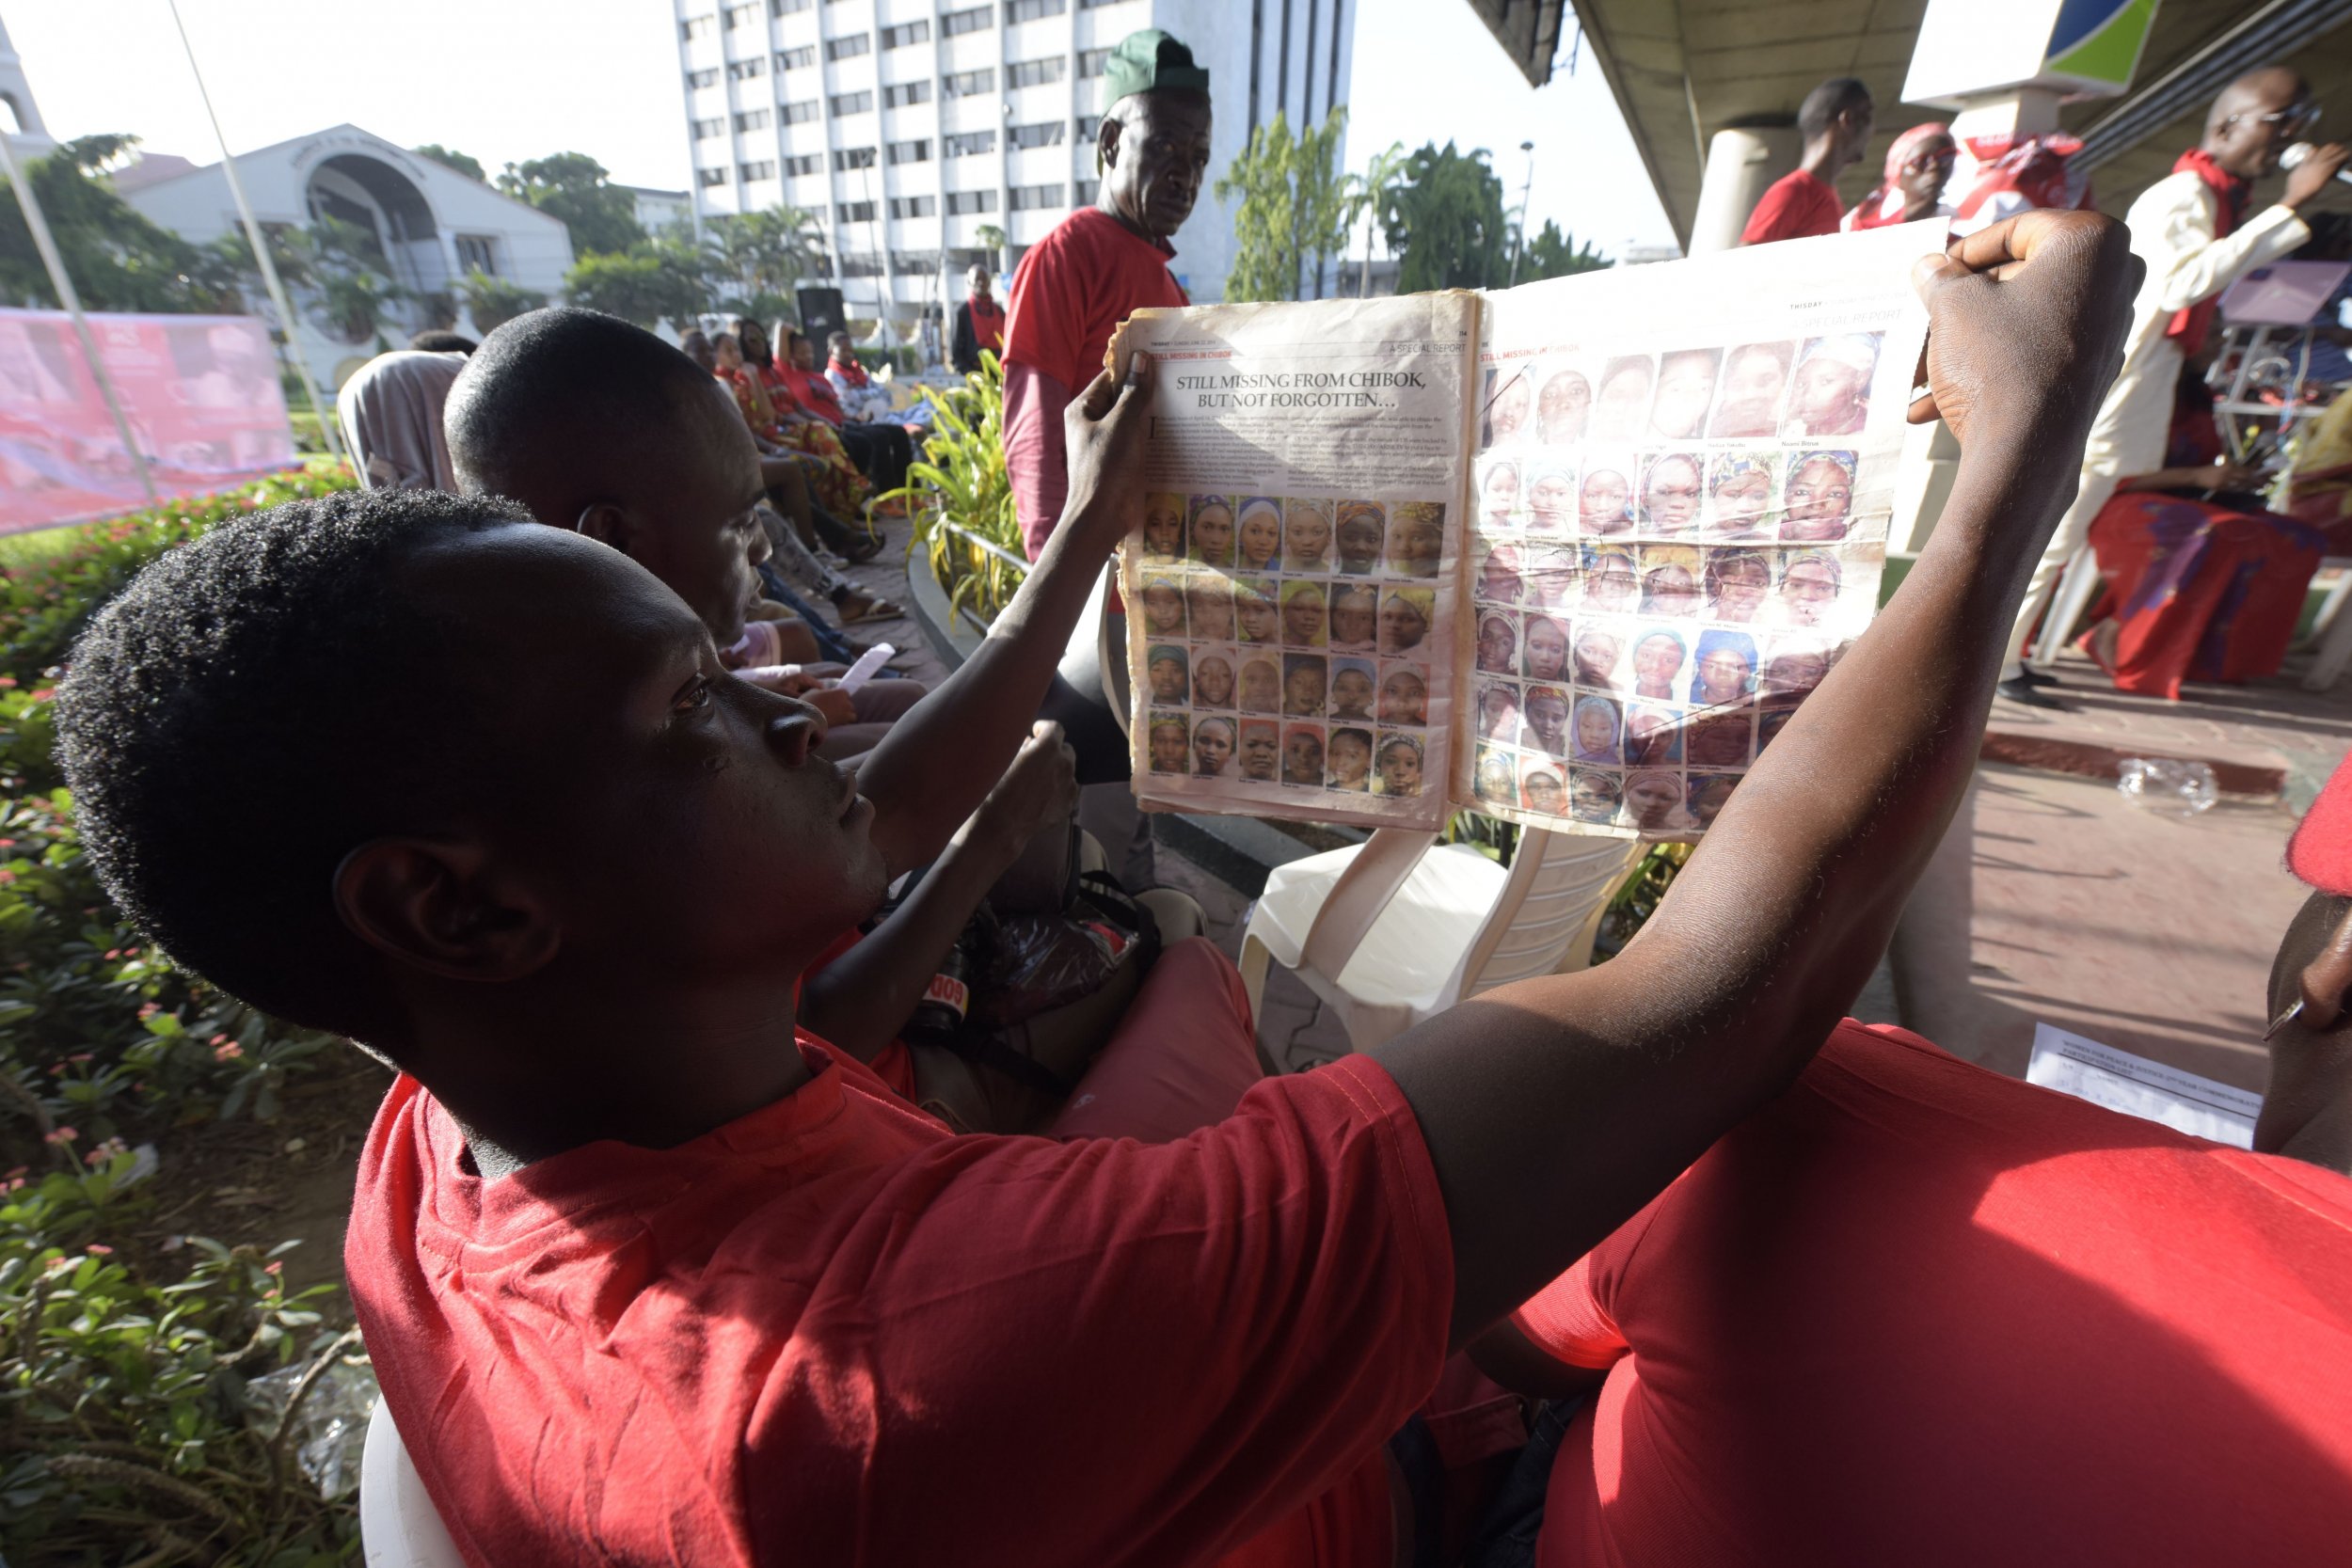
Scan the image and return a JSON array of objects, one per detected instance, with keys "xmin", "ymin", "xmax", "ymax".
[
  {"xmin": 1062, "ymin": 350, "xmax": 1157, "ymax": 547},
  {"xmin": 1905, "ymin": 211, "xmax": 2141, "ymax": 451}
]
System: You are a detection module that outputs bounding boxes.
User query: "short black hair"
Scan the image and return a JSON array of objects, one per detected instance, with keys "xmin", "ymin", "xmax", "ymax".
[
  {"xmin": 409, "ymin": 328, "xmax": 478, "ymax": 354},
  {"xmin": 1799, "ymin": 77, "xmax": 1872, "ymax": 141},
  {"xmin": 445, "ymin": 306, "xmax": 717, "ymax": 503},
  {"xmin": 55, "ymin": 489, "xmax": 535, "ymax": 1042}
]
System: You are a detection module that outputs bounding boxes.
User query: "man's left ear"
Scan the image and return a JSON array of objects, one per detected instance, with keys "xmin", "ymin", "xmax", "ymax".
[
  {"xmin": 335, "ymin": 838, "xmax": 563, "ymax": 986},
  {"xmin": 1098, "ymin": 116, "xmax": 1121, "ymax": 175}
]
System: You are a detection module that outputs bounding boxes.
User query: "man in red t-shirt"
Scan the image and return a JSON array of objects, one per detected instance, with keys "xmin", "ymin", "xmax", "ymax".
[
  {"xmin": 50, "ymin": 213, "xmax": 2144, "ymax": 1566},
  {"xmin": 952, "ymin": 263, "xmax": 1005, "ymax": 376},
  {"xmin": 1002, "ymin": 28, "xmax": 1205, "ymax": 559},
  {"xmin": 1741, "ymin": 76, "xmax": 1875, "ymax": 245}
]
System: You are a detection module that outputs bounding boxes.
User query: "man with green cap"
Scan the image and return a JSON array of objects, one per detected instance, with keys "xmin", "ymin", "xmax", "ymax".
[{"xmin": 1002, "ymin": 27, "xmax": 1211, "ymax": 560}]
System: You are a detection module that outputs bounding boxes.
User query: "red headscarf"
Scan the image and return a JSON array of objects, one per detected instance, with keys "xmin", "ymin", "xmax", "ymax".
[
  {"xmin": 2165, "ymin": 149, "xmax": 2252, "ymax": 358},
  {"xmin": 1850, "ymin": 123, "xmax": 1953, "ymax": 230}
]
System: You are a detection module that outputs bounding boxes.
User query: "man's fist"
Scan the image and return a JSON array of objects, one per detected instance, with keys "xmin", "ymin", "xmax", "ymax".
[
  {"xmin": 1906, "ymin": 210, "xmax": 2142, "ymax": 451},
  {"xmin": 1063, "ymin": 351, "xmax": 1157, "ymax": 547},
  {"xmin": 973, "ymin": 721, "xmax": 1080, "ymax": 852},
  {"xmin": 2285, "ymin": 143, "xmax": 2349, "ymax": 211}
]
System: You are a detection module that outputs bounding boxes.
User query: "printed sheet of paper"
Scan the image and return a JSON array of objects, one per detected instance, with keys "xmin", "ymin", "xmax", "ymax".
[
  {"xmin": 2026, "ymin": 1022, "xmax": 2261, "ymax": 1148},
  {"xmin": 1115, "ymin": 293, "xmax": 1478, "ymax": 830},
  {"xmin": 1456, "ymin": 223, "xmax": 1935, "ymax": 839}
]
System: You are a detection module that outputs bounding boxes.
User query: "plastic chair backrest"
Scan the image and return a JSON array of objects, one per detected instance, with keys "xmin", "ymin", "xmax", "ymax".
[
  {"xmin": 360, "ymin": 1398, "xmax": 467, "ymax": 1567},
  {"xmin": 1451, "ymin": 828, "xmax": 1638, "ymax": 1001}
]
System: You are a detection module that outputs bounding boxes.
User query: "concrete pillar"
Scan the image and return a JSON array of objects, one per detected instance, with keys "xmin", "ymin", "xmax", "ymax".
[{"xmin": 1688, "ymin": 125, "xmax": 1799, "ymax": 256}]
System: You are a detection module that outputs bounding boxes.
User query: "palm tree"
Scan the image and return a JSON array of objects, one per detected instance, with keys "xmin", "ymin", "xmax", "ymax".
[
  {"xmin": 975, "ymin": 223, "xmax": 1007, "ymax": 277},
  {"xmin": 1350, "ymin": 141, "xmax": 1410, "ymax": 298},
  {"xmin": 711, "ymin": 204, "xmax": 825, "ymax": 307}
]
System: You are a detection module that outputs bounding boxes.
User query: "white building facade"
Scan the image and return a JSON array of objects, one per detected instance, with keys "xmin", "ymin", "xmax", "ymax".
[
  {"xmin": 674, "ymin": 0, "xmax": 1355, "ymax": 317},
  {"xmin": 117, "ymin": 125, "xmax": 574, "ymax": 388},
  {"xmin": 0, "ymin": 15, "xmax": 55, "ymax": 158}
]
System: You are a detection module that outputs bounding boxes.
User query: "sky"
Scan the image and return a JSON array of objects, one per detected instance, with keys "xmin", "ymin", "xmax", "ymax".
[{"xmin": 6, "ymin": 0, "xmax": 1677, "ymax": 260}]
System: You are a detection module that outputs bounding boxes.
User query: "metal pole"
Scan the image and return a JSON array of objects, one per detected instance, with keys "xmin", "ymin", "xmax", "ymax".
[
  {"xmin": 1508, "ymin": 140, "xmax": 1535, "ymax": 287},
  {"xmin": 164, "ymin": 0, "xmax": 346, "ymax": 467},
  {"xmin": 0, "ymin": 112, "xmax": 159, "ymax": 506}
]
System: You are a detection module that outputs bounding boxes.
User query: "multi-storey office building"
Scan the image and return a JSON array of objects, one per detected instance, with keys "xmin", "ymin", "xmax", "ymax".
[{"xmin": 674, "ymin": 0, "xmax": 1355, "ymax": 319}]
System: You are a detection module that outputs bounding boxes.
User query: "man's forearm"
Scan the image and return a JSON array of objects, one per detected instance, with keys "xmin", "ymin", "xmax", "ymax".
[
  {"xmin": 855, "ymin": 451, "xmax": 1115, "ymax": 873},
  {"xmin": 1376, "ymin": 422, "xmax": 2088, "ymax": 1344},
  {"xmin": 801, "ymin": 819, "xmax": 1028, "ymax": 1060}
]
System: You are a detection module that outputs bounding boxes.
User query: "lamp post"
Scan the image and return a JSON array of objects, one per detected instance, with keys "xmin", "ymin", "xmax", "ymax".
[{"xmin": 1508, "ymin": 139, "xmax": 1535, "ymax": 287}]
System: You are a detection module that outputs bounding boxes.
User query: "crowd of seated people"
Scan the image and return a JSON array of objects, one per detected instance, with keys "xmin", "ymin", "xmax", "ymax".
[{"xmin": 59, "ymin": 203, "xmax": 2352, "ymax": 1566}]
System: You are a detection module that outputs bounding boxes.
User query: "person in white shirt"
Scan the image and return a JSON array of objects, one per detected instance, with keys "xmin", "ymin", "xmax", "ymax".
[{"xmin": 1998, "ymin": 66, "xmax": 2345, "ymax": 707}]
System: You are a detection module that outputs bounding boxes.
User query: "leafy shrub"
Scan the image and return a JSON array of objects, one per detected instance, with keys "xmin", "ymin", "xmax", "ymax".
[
  {"xmin": 0, "ymin": 465, "xmax": 366, "ymax": 1563},
  {"xmin": 876, "ymin": 353, "xmax": 1029, "ymax": 626}
]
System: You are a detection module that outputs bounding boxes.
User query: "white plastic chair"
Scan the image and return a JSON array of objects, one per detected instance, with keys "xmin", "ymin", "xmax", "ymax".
[
  {"xmin": 1238, "ymin": 827, "xmax": 1643, "ymax": 1055},
  {"xmin": 2026, "ymin": 543, "xmax": 2105, "ymax": 675},
  {"xmin": 360, "ymin": 1399, "xmax": 466, "ymax": 1567}
]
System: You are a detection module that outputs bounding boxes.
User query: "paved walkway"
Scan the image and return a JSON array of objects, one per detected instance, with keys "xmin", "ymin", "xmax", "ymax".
[{"xmin": 1895, "ymin": 651, "xmax": 2349, "ymax": 1093}]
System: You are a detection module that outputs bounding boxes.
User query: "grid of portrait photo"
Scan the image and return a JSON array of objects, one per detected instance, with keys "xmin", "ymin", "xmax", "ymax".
[
  {"xmin": 1462, "ymin": 332, "xmax": 1890, "ymax": 834},
  {"xmin": 1134, "ymin": 491, "xmax": 1448, "ymax": 807}
]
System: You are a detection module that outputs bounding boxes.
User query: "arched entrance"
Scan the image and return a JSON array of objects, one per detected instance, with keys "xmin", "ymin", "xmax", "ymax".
[{"xmin": 303, "ymin": 153, "xmax": 449, "ymax": 342}]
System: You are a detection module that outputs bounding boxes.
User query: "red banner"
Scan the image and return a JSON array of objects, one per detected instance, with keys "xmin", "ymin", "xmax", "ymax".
[{"xmin": 0, "ymin": 309, "xmax": 298, "ymax": 535}]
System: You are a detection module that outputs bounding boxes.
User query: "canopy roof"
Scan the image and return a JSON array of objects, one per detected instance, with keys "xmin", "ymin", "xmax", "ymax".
[{"xmin": 1470, "ymin": 0, "xmax": 2352, "ymax": 246}]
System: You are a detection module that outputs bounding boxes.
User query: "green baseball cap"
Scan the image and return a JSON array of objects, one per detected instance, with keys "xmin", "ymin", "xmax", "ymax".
[{"xmin": 1101, "ymin": 29, "xmax": 1211, "ymax": 112}]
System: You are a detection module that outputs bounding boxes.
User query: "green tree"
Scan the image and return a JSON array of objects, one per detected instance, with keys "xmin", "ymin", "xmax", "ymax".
[
  {"xmin": 708, "ymin": 204, "xmax": 823, "ymax": 309},
  {"xmin": 564, "ymin": 234, "xmax": 708, "ymax": 326},
  {"xmin": 278, "ymin": 216, "xmax": 405, "ymax": 344},
  {"xmin": 1214, "ymin": 107, "xmax": 1358, "ymax": 304},
  {"xmin": 1348, "ymin": 139, "xmax": 1410, "ymax": 297},
  {"xmin": 975, "ymin": 223, "xmax": 1006, "ymax": 275},
  {"xmin": 459, "ymin": 267, "xmax": 548, "ymax": 333},
  {"xmin": 413, "ymin": 143, "xmax": 486, "ymax": 182},
  {"xmin": 1518, "ymin": 219, "xmax": 1611, "ymax": 283},
  {"xmin": 497, "ymin": 151, "xmax": 645, "ymax": 258},
  {"xmin": 1379, "ymin": 141, "xmax": 1511, "ymax": 294},
  {"xmin": 0, "ymin": 135, "xmax": 229, "ymax": 312}
]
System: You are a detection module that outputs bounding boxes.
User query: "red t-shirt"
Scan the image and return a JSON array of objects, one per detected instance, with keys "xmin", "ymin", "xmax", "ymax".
[
  {"xmin": 1515, "ymin": 1021, "xmax": 2352, "ymax": 1566},
  {"xmin": 1740, "ymin": 169, "xmax": 1845, "ymax": 245},
  {"xmin": 345, "ymin": 1037, "xmax": 1450, "ymax": 1567},
  {"xmin": 1003, "ymin": 206, "xmax": 1188, "ymax": 397},
  {"xmin": 967, "ymin": 295, "xmax": 1006, "ymax": 355}
]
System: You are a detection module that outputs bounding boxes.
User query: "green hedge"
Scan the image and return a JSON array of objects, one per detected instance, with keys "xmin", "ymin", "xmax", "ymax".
[{"xmin": 0, "ymin": 464, "xmax": 369, "ymax": 1565}]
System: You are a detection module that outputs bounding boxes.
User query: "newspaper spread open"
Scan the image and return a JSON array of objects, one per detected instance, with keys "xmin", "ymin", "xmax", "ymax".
[{"xmin": 1115, "ymin": 222, "xmax": 1936, "ymax": 840}]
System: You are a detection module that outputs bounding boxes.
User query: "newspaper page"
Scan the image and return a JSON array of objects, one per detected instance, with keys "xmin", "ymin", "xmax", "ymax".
[
  {"xmin": 1457, "ymin": 222, "xmax": 1937, "ymax": 839},
  {"xmin": 1115, "ymin": 293, "xmax": 1479, "ymax": 831}
]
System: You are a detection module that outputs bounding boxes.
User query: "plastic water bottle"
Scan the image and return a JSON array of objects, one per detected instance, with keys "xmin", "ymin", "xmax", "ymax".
[{"xmin": 2116, "ymin": 757, "xmax": 2217, "ymax": 817}]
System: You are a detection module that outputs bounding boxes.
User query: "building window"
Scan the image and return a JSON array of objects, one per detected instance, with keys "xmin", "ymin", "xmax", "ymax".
[
  {"xmin": 775, "ymin": 43, "xmax": 816, "ymax": 69},
  {"xmin": 941, "ymin": 5, "xmax": 992, "ymax": 34},
  {"xmin": 887, "ymin": 138, "xmax": 932, "ymax": 165},
  {"xmin": 895, "ymin": 248, "xmax": 942, "ymax": 272},
  {"xmin": 889, "ymin": 195, "xmax": 937, "ymax": 217},
  {"xmin": 944, "ymin": 129, "xmax": 997, "ymax": 157},
  {"xmin": 830, "ymin": 89, "xmax": 873, "ymax": 115},
  {"xmin": 454, "ymin": 234, "xmax": 500, "ymax": 276},
  {"xmin": 825, "ymin": 34, "xmax": 870, "ymax": 60},
  {"xmin": 723, "ymin": 4, "xmax": 756, "ymax": 27},
  {"xmin": 840, "ymin": 252, "xmax": 886, "ymax": 276},
  {"xmin": 699, "ymin": 166, "xmax": 731, "ymax": 187},
  {"xmin": 881, "ymin": 20, "xmax": 930, "ymax": 48},
  {"xmin": 692, "ymin": 117, "xmax": 726, "ymax": 140},
  {"xmin": 686, "ymin": 67, "xmax": 720, "ymax": 88},
  {"xmin": 1009, "ymin": 120, "xmax": 1063, "ymax": 150},
  {"xmin": 944, "ymin": 68, "xmax": 995, "ymax": 97},
  {"xmin": 1008, "ymin": 57, "xmax": 1064, "ymax": 88},
  {"xmin": 1077, "ymin": 47, "xmax": 1111, "ymax": 77},
  {"xmin": 781, "ymin": 99, "xmax": 821, "ymax": 123},
  {"xmin": 837, "ymin": 200, "xmax": 878, "ymax": 224},
  {"xmin": 882, "ymin": 80, "xmax": 932, "ymax": 107},
  {"xmin": 770, "ymin": 0, "xmax": 812, "ymax": 11},
  {"xmin": 834, "ymin": 146, "xmax": 878, "ymax": 171},
  {"xmin": 1077, "ymin": 0, "xmax": 1126, "ymax": 8},
  {"xmin": 1009, "ymin": 182, "xmax": 1064, "ymax": 211},
  {"xmin": 739, "ymin": 160, "xmax": 776, "ymax": 182},
  {"xmin": 727, "ymin": 56, "xmax": 767, "ymax": 80},
  {"xmin": 680, "ymin": 14, "xmax": 714, "ymax": 40},
  {"xmin": 1073, "ymin": 114, "xmax": 1102, "ymax": 141},
  {"xmin": 1004, "ymin": 0, "xmax": 1066, "ymax": 21},
  {"xmin": 945, "ymin": 189, "xmax": 996, "ymax": 214},
  {"xmin": 783, "ymin": 151, "xmax": 823, "ymax": 175},
  {"xmin": 733, "ymin": 108, "xmax": 771, "ymax": 131}
]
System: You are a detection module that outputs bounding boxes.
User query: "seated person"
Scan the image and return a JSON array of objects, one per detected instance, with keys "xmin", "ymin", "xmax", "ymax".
[
  {"xmin": 1473, "ymin": 779, "xmax": 2352, "ymax": 1562},
  {"xmin": 52, "ymin": 214, "xmax": 2150, "ymax": 1567},
  {"xmin": 700, "ymin": 325, "xmax": 877, "ymax": 532},
  {"xmin": 825, "ymin": 329, "xmax": 927, "ymax": 429},
  {"xmin": 765, "ymin": 321, "xmax": 915, "ymax": 499},
  {"xmin": 444, "ymin": 309, "xmax": 1215, "ymax": 1120}
]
